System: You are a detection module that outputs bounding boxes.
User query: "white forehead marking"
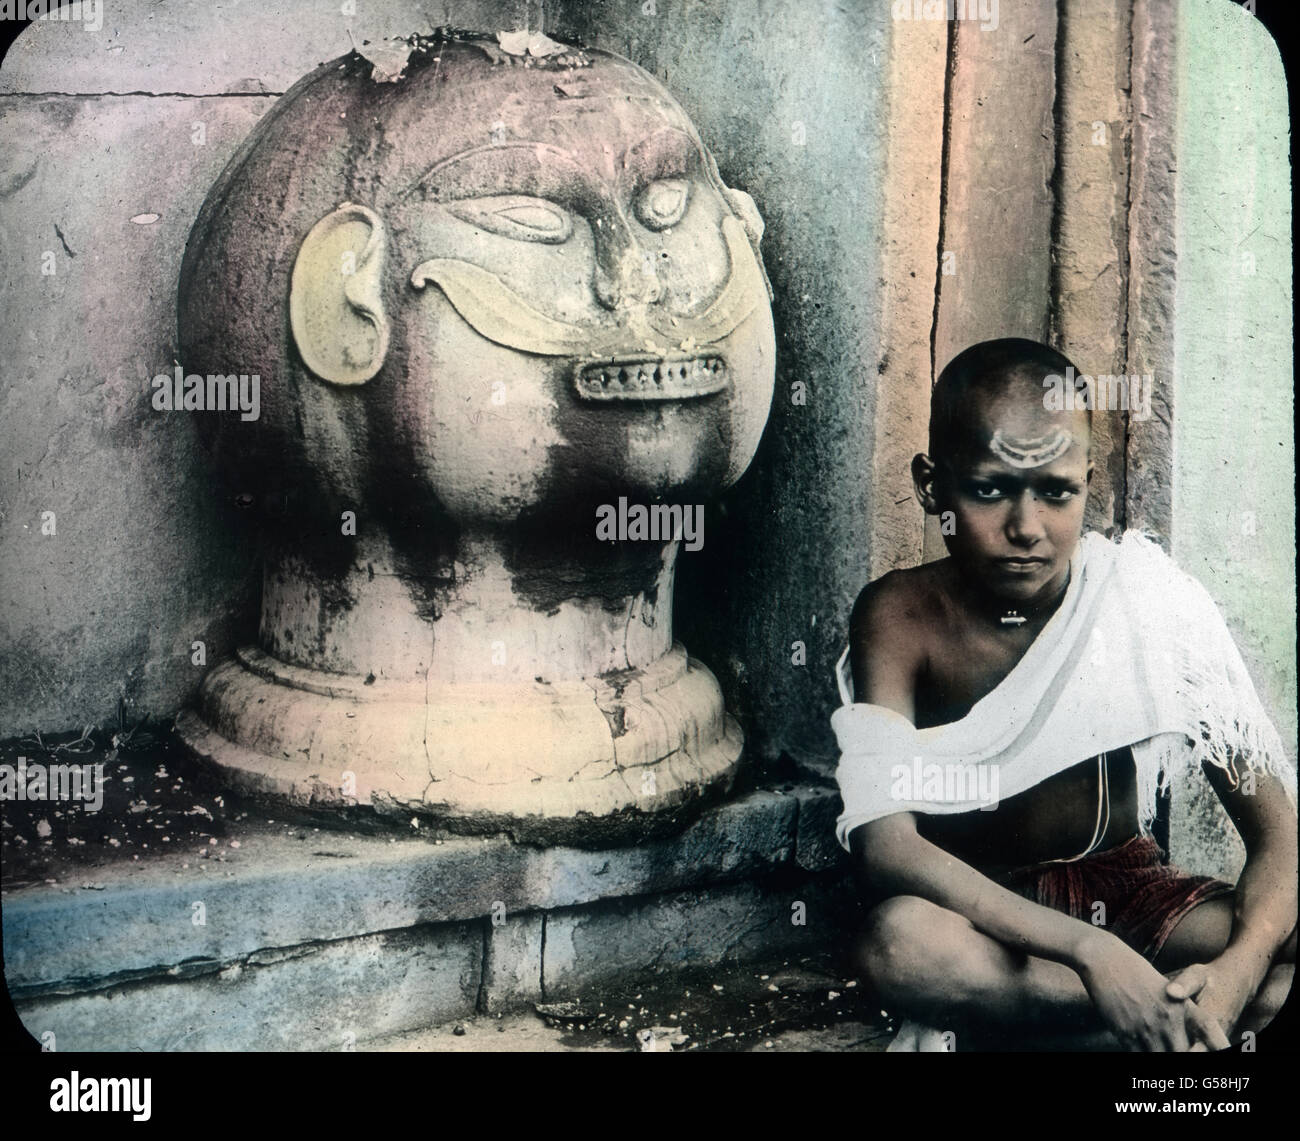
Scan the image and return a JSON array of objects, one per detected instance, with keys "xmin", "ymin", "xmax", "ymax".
[{"xmin": 988, "ymin": 428, "xmax": 1072, "ymax": 469}]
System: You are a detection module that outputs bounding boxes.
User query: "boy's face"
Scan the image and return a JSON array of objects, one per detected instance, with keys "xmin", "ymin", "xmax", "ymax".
[{"xmin": 926, "ymin": 383, "xmax": 1091, "ymax": 605}]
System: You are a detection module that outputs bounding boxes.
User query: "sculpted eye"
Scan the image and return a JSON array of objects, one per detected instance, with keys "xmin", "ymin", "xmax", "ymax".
[
  {"xmin": 447, "ymin": 195, "xmax": 573, "ymax": 244},
  {"xmin": 495, "ymin": 203, "xmax": 566, "ymax": 232},
  {"xmin": 634, "ymin": 179, "xmax": 689, "ymax": 231}
]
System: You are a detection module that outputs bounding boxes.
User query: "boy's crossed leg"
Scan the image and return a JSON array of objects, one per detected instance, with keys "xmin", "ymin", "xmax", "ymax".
[{"xmin": 856, "ymin": 893, "xmax": 1293, "ymax": 1051}]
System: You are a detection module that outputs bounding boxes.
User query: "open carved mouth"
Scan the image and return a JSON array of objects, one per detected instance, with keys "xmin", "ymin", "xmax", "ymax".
[{"xmin": 574, "ymin": 355, "xmax": 729, "ymax": 402}]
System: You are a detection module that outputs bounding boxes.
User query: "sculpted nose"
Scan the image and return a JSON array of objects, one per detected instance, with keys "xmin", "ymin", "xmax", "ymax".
[{"xmin": 592, "ymin": 211, "xmax": 662, "ymax": 311}]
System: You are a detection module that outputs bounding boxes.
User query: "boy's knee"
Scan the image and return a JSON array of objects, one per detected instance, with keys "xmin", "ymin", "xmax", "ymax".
[{"xmin": 856, "ymin": 895, "xmax": 964, "ymax": 985}]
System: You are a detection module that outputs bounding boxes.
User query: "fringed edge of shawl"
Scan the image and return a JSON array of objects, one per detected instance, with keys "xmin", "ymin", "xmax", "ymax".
[{"xmin": 1119, "ymin": 532, "xmax": 1297, "ymax": 829}]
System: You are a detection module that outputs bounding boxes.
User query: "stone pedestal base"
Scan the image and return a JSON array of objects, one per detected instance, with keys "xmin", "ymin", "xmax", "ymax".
[{"xmin": 176, "ymin": 642, "xmax": 741, "ymax": 843}]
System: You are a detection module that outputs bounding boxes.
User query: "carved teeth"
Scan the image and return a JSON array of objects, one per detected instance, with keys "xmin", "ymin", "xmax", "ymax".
[{"xmin": 575, "ymin": 356, "xmax": 729, "ymax": 402}]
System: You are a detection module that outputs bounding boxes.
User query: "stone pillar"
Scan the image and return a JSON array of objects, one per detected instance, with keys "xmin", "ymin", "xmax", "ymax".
[
  {"xmin": 1164, "ymin": 0, "xmax": 1296, "ymax": 879},
  {"xmin": 1052, "ymin": 0, "xmax": 1133, "ymax": 538}
]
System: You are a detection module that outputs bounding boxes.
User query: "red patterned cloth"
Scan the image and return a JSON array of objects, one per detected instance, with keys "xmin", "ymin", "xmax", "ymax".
[{"xmin": 1001, "ymin": 835, "xmax": 1234, "ymax": 960}]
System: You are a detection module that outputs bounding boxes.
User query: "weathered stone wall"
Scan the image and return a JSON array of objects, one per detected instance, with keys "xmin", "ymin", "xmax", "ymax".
[
  {"xmin": 1, "ymin": 1, "xmax": 543, "ymax": 736},
  {"xmin": 0, "ymin": 92, "xmax": 265, "ymax": 735},
  {"xmin": 1052, "ymin": 0, "xmax": 1131, "ymax": 539},
  {"xmin": 1165, "ymin": 0, "xmax": 1296, "ymax": 879},
  {"xmin": 923, "ymin": 1, "xmax": 1057, "ymax": 564},
  {"xmin": 1, "ymin": 0, "xmax": 895, "ymax": 769}
]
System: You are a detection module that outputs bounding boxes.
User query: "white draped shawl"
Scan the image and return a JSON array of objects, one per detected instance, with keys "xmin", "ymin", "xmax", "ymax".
[{"xmin": 832, "ymin": 531, "xmax": 1295, "ymax": 850}]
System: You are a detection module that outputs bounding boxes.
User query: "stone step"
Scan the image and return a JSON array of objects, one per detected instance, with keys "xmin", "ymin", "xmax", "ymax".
[{"xmin": 5, "ymin": 785, "xmax": 853, "ymax": 1051}]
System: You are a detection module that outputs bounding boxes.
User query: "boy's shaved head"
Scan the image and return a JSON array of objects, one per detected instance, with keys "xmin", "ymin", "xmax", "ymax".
[
  {"xmin": 916, "ymin": 336, "xmax": 1093, "ymax": 606},
  {"xmin": 930, "ymin": 338, "xmax": 1089, "ymax": 465}
]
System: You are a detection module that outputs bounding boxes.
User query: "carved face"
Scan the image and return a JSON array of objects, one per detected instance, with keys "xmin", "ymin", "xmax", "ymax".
[{"xmin": 287, "ymin": 42, "xmax": 776, "ymax": 524}]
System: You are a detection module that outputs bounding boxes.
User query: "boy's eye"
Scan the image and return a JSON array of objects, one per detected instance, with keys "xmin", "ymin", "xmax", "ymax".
[
  {"xmin": 969, "ymin": 483, "xmax": 1004, "ymax": 500},
  {"xmin": 1039, "ymin": 486, "xmax": 1078, "ymax": 502}
]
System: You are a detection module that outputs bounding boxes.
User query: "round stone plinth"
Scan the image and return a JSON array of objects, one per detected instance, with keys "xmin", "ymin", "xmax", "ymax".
[{"xmin": 176, "ymin": 643, "xmax": 742, "ymax": 845}]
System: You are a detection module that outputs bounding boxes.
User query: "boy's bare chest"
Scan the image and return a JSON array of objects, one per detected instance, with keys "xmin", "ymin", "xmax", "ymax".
[
  {"xmin": 913, "ymin": 618, "xmax": 1037, "ymax": 728},
  {"xmin": 916, "ymin": 749, "xmax": 1139, "ymax": 869},
  {"xmin": 910, "ymin": 611, "xmax": 1139, "ymax": 867}
]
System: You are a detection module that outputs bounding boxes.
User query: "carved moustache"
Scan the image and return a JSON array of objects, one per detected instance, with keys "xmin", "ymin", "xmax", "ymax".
[{"xmin": 410, "ymin": 216, "xmax": 762, "ymax": 401}]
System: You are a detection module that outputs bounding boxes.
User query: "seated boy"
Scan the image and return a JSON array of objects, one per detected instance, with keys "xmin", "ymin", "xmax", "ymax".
[{"xmin": 835, "ymin": 338, "xmax": 1297, "ymax": 1051}]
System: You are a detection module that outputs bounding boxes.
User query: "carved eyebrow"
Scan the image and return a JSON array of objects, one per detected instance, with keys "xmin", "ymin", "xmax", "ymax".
[
  {"xmin": 618, "ymin": 127, "xmax": 699, "ymax": 184},
  {"xmin": 400, "ymin": 142, "xmax": 588, "ymax": 204},
  {"xmin": 402, "ymin": 130, "xmax": 705, "ymax": 206}
]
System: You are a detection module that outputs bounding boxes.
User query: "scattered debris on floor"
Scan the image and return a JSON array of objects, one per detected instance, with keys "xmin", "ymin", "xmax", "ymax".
[
  {"xmin": 373, "ymin": 959, "xmax": 894, "ymax": 1052},
  {"xmin": 1, "ymin": 720, "xmax": 240, "ymax": 888}
]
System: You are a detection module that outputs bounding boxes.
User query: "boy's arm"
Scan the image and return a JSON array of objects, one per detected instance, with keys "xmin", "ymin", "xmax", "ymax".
[
  {"xmin": 1165, "ymin": 766, "xmax": 1297, "ymax": 1032},
  {"xmin": 847, "ymin": 578, "xmax": 1227, "ymax": 1050}
]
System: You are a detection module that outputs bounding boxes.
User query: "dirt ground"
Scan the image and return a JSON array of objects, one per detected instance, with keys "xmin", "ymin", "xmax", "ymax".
[
  {"xmin": 0, "ymin": 719, "xmax": 242, "ymax": 889},
  {"xmin": 369, "ymin": 956, "xmax": 894, "ymax": 1052},
  {"xmin": 0, "ymin": 719, "xmax": 409, "ymax": 888}
]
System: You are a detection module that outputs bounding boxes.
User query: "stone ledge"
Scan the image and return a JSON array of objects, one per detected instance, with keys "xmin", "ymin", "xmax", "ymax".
[
  {"xmin": 3, "ymin": 785, "xmax": 841, "ymax": 993},
  {"xmin": 12, "ymin": 870, "xmax": 858, "ymax": 1051},
  {"xmin": 792, "ymin": 784, "xmax": 844, "ymax": 871},
  {"xmin": 14, "ymin": 922, "xmax": 484, "ymax": 1052},
  {"xmin": 479, "ymin": 872, "xmax": 857, "ymax": 1014},
  {"xmin": 541, "ymin": 875, "xmax": 854, "ymax": 999}
]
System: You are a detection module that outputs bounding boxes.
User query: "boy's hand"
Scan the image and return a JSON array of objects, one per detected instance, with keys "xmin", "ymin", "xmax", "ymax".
[
  {"xmin": 1076, "ymin": 932, "xmax": 1228, "ymax": 1051},
  {"xmin": 1166, "ymin": 960, "xmax": 1256, "ymax": 1046}
]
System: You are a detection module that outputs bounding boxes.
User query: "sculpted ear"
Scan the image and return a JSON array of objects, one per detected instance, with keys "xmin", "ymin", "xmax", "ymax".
[
  {"xmin": 722, "ymin": 187, "xmax": 773, "ymax": 303},
  {"xmin": 290, "ymin": 203, "xmax": 390, "ymax": 385},
  {"xmin": 722, "ymin": 187, "xmax": 764, "ymax": 246}
]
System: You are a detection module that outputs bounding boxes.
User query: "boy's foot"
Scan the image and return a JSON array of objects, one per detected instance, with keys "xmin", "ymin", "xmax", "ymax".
[{"xmin": 885, "ymin": 1019, "xmax": 951, "ymax": 1052}]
